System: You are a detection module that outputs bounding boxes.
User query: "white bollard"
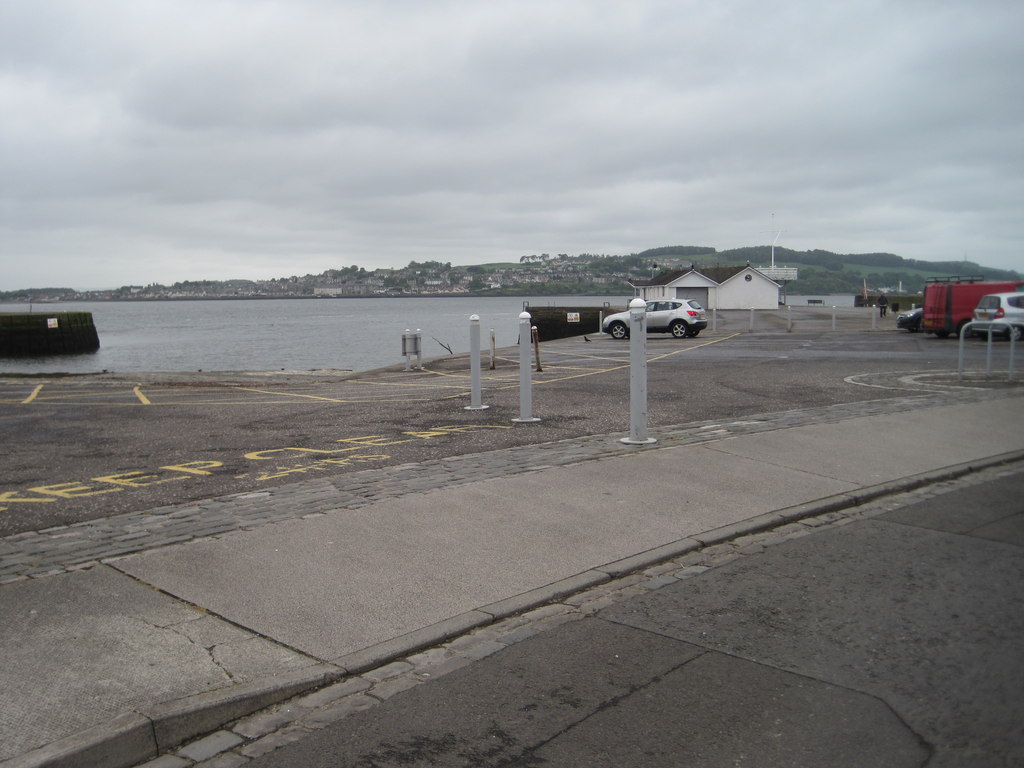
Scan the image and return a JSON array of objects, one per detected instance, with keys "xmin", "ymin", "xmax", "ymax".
[
  {"xmin": 832, "ymin": 307, "xmax": 837, "ymax": 331},
  {"xmin": 512, "ymin": 312, "xmax": 540, "ymax": 423},
  {"xmin": 787, "ymin": 305, "xmax": 793, "ymax": 332},
  {"xmin": 465, "ymin": 315, "xmax": 488, "ymax": 411},
  {"xmin": 749, "ymin": 307, "xmax": 755, "ymax": 332},
  {"xmin": 620, "ymin": 298, "xmax": 656, "ymax": 445}
]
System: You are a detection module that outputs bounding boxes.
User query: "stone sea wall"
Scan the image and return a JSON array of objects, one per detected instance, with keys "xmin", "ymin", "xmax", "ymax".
[{"xmin": 0, "ymin": 312, "xmax": 100, "ymax": 355}]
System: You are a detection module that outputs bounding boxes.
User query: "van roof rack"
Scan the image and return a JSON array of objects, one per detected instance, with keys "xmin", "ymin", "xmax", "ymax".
[{"xmin": 925, "ymin": 275, "xmax": 987, "ymax": 284}]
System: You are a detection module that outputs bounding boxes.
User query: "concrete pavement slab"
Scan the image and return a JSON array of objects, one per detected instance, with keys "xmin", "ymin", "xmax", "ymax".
[
  {"xmin": 111, "ymin": 446, "xmax": 856, "ymax": 661},
  {"xmin": 703, "ymin": 397, "xmax": 1021, "ymax": 484},
  {"xmin": 0, "ymin": 566, "xmax": 316, "ymax": 761}
]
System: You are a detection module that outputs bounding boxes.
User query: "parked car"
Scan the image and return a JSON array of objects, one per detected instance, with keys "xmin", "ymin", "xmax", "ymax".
[
  {"xmin": 896, "ymin": 306, "xmax": 923, "ymax": 332},
  {"xmin": 922, "ymin": 277, "xmax": 1024, "ymax": 338},
  {"xmin": 972, "ymin": 292, "xmax": 1024, "ymax": 341},
  {"xmin": 602, "ymin": 299, "xmax": 708, "ymax": 339}
]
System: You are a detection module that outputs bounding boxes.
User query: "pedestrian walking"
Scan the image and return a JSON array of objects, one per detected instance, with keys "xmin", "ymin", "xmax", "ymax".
[{"xmin": 878, "ymin": 293, "xmax": 888, "ymax": 318}]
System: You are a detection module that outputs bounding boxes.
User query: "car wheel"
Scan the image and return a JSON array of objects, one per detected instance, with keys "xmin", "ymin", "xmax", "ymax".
[
  {"xmin": 608, "ymin": 321, "xmax": 629, "ymax": 340},
  {"xmin": 669, "ymin": 320, "xmax": 688, "ymax": 338},
  {"xmin": 689, "ymin": 328, "xmax": 701, "ymax": 338},
  {"xmin": 1008, "ymin": 325, "xmax": 1023, "ymax": 342}
]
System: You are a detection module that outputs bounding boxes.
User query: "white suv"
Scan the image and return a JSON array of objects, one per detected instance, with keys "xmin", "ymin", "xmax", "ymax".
[
  {"xmin": 602, "ymin": 299, "xmax": 708, "ymax": 339},
  {"xmin": 972, "ymin": 292, "xmax": 1024, "ymax": 341}
]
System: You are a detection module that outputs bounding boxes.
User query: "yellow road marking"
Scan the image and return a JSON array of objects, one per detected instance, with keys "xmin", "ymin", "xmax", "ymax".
[
  {"xmin": 350, "ymin": 375, "xmax": 473, "ymax": 391},
  {"xmin": 492, "ymin": 333, "xmax": 741, "ymax": 387},
  {"xmin": 235, "ymin": 387, "xmax": 351, "ymax": 403},
  {"xmin": 22, "ymin": 385, "xmax": 44, "ymax": 404},
  {"xmin": 234, "ymin": 386, "xmax": 455, "ymax": 404},
  {"xmin": 646, "ymin": 332, "xmax": 740, "ymax": 362},
  {"xmin": 3, "ymin": 334, "xmax": 740, "ymax": 407}
]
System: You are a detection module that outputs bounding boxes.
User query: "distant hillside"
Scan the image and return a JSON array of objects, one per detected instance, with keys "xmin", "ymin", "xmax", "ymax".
[
  {"xmin": 636, "ymin": 245, "xmax": 717, "ymax": 260},
  {"xmin": 4, "ymin": 245, "xmax": 1018, "ymax": 300},
  {"xmin": 692, "ymin": 246, "xmax": 1021, "ymax": 294}
]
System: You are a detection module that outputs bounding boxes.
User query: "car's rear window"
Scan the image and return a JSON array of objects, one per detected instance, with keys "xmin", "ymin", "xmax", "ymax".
[
  {"xmin": 1008, "ymin": 296, "xmax": 1024, "ymax": 309},
  {"xmin": 686, "ymin": 300, "xmax": 703, "ymax": 310}
]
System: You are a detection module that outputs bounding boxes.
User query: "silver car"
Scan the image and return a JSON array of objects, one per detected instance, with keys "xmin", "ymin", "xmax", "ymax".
[
  {"xmin": 972, "ymin": 292, "xmax": 1024, "ymax": 341},
  {"xmin": 602, "ymin": 299, "xmax": 708, "ymax": 339}
]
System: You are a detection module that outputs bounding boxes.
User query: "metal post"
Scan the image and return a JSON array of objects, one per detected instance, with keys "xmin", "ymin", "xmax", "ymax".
[
  {"xmin": 832, "ymin": 307, "xmax": 837, "ymax": 331},
  {"xmin": 712, "ymin": 308, "xmax": 717, "ymax": 332},
  {"xmin": 787, "ymin": 305, "xmax": 793, "ymax": 332},
  {"xmin": 1009, "ymin": 326, "xmax": 1017, "ymax": 381},
  {"xmin": 466, "ymin": 315, "xmax": 488, "ymax": 411},
  {"xmin": 749, "ymin": 308, "xmax": 754, "ymax": 332},
  {"xmin": 871, "ymin": 307, "xmax": 877, "ymax": 330},
  {"xmin": 957, "ymin": 321, "xmax": 972, "ymax": 380},
  {"xmin": 513, "ymin": 312, "xmax": 540, "ymax": 423},
  {"xmin": 489, "ymin": 328, "xmax": 496, "ymax": 370},
  {"xmin": 532, "ymin": 326, "xmax": 543, "ymax": 372},
  {"xmin": 414, "ymin": 329, "xmax": 422, "ymax": 370},
  {"xmin": 620, "ymin": 298, "xmax": 656, "ymax": 445},
  {"xmin": 986, "ymin": 327, "xmax": 995, "ymax": 376}
]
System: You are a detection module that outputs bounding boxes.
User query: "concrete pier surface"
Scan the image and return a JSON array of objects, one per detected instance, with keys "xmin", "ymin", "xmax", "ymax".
[{"xmin": 0, "ymin": 328, "xmax": 1021, "ymax": 767}]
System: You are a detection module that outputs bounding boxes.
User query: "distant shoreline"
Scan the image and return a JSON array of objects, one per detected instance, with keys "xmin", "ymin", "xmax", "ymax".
[{"xmin": 1, "ymin": 292, "xmax": 626, "ymax": 305}]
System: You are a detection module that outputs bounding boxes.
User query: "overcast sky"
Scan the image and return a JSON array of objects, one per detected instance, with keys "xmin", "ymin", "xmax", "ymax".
[{"xmin": 2, "ymin": 0, "xmax": 1021, "ymax": 290}]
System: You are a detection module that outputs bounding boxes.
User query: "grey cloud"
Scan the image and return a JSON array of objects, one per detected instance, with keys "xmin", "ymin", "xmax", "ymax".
[{"xmin": 1, "ymin": 0, "xmax": 1022, "ymax": 290}]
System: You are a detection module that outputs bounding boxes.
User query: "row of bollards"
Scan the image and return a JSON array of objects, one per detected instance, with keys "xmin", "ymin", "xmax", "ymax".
[
  {"xmin": 405, "ymin": 304, "xmax": 655, "ymax": 445},
  {"xmin": 410, "ymin": 303, "xmax": 916, "ymax": 444},
  {"xmin": 710, "ymin": 306, "xmax": 876, "ymax": 333}
]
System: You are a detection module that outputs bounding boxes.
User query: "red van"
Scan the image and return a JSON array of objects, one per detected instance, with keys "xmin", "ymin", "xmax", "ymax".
[{"xmin": 922, "ymin": 277, "xmax": 1024, "ymax": 338}]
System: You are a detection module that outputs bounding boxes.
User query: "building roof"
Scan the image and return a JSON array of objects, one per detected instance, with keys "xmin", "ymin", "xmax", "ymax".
[
  {"xmin": 695, "ymin": 266, "xmax": 749, "ymax": 283},
  {"xmin": 634, "ymin": 265, "xmax": 771, "ymax": 287},
  {"xmin": 632, "ymin": 269, "xmax": 690, "ymax": 287}
]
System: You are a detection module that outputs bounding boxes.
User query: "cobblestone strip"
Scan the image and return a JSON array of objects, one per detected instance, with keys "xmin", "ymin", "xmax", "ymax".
[
  {"xmin": 1, "ymin": 388, "xmax": 1017, "ymax": 583},
  {"xmin": 134, "ymin": 460, "xmax": 1023, "ymax": 768}
]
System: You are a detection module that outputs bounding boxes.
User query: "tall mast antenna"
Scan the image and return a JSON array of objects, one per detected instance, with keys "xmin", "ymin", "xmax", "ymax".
[{"xmin": 769, "ymin": 213, "xmax": 784, "ymax": 267}]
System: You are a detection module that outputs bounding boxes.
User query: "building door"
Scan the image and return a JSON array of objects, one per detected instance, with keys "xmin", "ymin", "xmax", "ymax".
[{"xmin": 675, "ymin": 287, "xmax": 709, "ymax": 307}]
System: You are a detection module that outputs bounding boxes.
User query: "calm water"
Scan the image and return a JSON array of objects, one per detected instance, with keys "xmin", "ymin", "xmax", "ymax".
[{"xmin": 0, "ymin": 296, "xmax": 625, "ymax": 374}]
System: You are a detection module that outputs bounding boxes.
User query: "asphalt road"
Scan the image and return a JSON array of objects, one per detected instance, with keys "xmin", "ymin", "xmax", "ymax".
[
  {"xmin": 0, "ymin": 326, "xmax": 1014, "ymax": 536},
  {"xmin": 239, "ymin": 467, "xmax": 1024, "ymax": 768}
]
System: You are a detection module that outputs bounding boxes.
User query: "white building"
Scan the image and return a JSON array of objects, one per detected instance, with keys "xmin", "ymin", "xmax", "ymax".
[{"xmin": 632, "ymin": 266, "xmax": 782, "ymax": 310}]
